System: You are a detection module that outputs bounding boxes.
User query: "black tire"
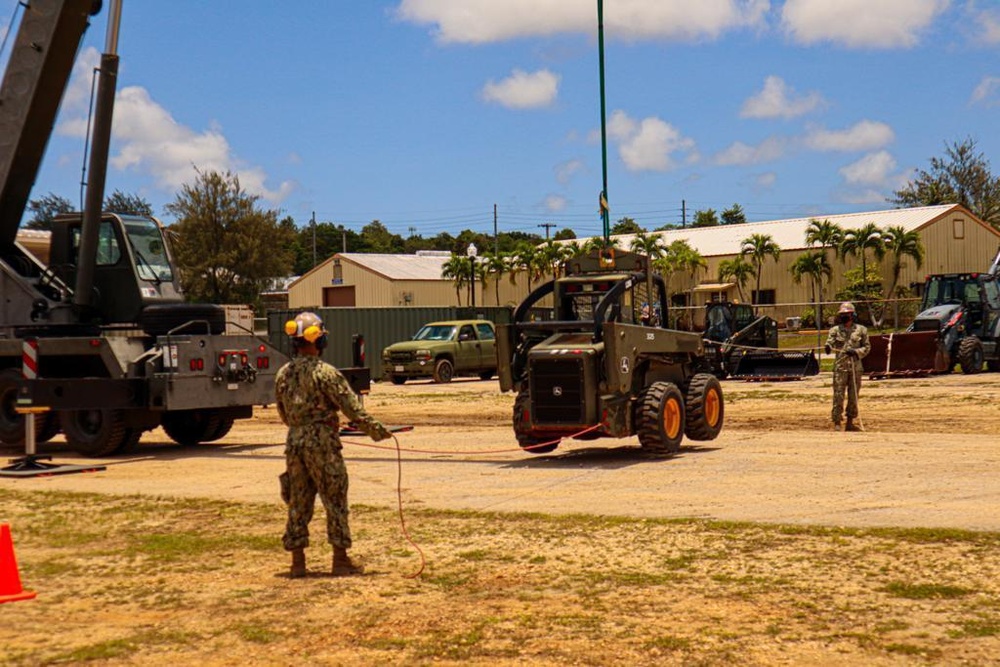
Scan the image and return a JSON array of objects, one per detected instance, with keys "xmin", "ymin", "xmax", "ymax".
[
  {"xmin": 478, "ymin": 370, "xmax": 495, "ymax": 381},
  {"xmin": 390, "ymin": 375, "xmax": 407, "ymax": 385},
  {"xmin": 957, "ymin": 337, "xmax": 984, "ymax": 374},
  {"xmin": 432, "ymin": 358, "xmax": 454, "ymax": 384},
  {"xmin": 636, "ymin": 381, "xmax": 685, "ymax": 455},
  {"xmin": 36, "ymin": 412, "xmax": 62, "ymax": 443},
  {"xmin": 0, "ymin": 369, "xmax": 27, "ymax": 446},
  {"xmin": 203, "ymin": 417, "xmax": 234, "ymax": 443},
  {"xmin": 60, "ymin": 408, "xmax": 128, "ymax": 457},
  {"xmin": 684, "ymin": 373, "xmax": 725, "ymax": 441},
  {"xmin": 162, "ymin": 410, "xmax": 222, "ymax": 446},
  {"xmin": 140, "ymin": 304, "xmax": 226, "ymax": 337},
  {"xmin": 113, "ymin": 429, "xmax": 144, "ymax": 455},
  {"xmin": 513, "ymin": 391, "xmax": 557, "ymax": 453}
]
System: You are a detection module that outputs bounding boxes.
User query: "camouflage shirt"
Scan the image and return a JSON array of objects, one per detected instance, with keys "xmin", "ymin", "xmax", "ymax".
[
  {"xmin": 825, "ymin": 323, "xmax": 871, "ymax": 369},
  {"xmin": 275, "ymin": 355, "xmax": 390, "ymax": 440}
]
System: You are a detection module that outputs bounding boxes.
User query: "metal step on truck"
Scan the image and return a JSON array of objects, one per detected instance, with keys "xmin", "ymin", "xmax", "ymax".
[{"xmin": 0, "ymin": 0, "xmax": 288, "ymax": 456}]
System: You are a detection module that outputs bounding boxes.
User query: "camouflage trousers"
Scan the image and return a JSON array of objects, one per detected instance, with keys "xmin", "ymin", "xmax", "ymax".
[
  {"xmin": 281, "ymin": 425, "xmax": 351, "ymax": 551},
  {"xmin": 832, "ymin": 360, "xmax": 863, "ymax": 423}
]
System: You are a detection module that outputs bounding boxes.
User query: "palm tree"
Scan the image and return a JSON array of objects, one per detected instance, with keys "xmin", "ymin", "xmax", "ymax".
[
  {"xmin": 630, "ymin": 231, "xmax": 666, "ymax": 302},
  {"xmin": 789, "ymin": 251, "xmax": 832, "ymax": 326},
  {"xmin": 805, "ymin": 218, "xmax": 842, "ymax": 323},
  {"xmin": 740, "ymin": 233, "xmax": 781, "ymax": 306},
  {"xmin": 839, "ymin": 223, "xmax": 885, "ymax": 296},
  {"xmin": 441, "ymin": 254, "xmax": 468, "ymax": 306},
  {"xmin": 537, "ymin": 240, "xmax": 566, "ymax": 282},
  {"xmin": 881, "ymin": 226, "xmax": 925, "ymax": 328},
  {"xmin": 655, "ymin": 239, "xmax": 705, "ymax": 309},
  {"xmin": 512, "ymin": 243, "xmax": 542, "ymax": 297},
  {"xmin": 481, "ymin": 251, "xmax": 509, "ymax": 305},
  {"xmin": 717, "ymin": 256, "xmax": 756, "ymax": 303}
]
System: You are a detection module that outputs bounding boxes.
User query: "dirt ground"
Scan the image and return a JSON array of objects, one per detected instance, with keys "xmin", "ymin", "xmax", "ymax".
[{"xmin": 2, "ymin": 372, "xmax": 1000, "ymax": 665}]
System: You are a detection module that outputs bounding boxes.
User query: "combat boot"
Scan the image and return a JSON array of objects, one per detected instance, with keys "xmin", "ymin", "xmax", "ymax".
[
  {"xmin": 290, "ymin": 548, "xmax": 306, "ymax": 578},
  {"xmin": 332, "ymin": 547, "xmax": 364, "ymax": 576},
  {"xmin": 845, "ymin": 418, "xmax": 863, "ymax": 432},
  {"xmin": 832, "ymin": 421, "xmax": 841, "ymax": 431}
]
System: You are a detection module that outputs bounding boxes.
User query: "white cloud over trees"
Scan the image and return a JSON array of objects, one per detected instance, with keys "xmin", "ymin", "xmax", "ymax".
[
  {"xmin": 780, "ymin": 0, "xmax": 948, "ymax": 49},
  {"xmin": 607, "ymin": 110, "xmax": 696, "ymax": 172},
  {"xmin": 741, "ymin": 76, "xmax": 825, "ymax": 120},
  {"xmin": 481, "ymin": 69, "xmax": 560, "ymax": 109}
]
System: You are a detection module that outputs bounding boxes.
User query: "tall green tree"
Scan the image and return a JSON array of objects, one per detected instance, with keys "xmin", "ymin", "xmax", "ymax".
[
  {"xmin": 480, "ymin": 251, "xmax": 509, "ymax": 306},
  {"xmin": 359, "ymin": 220, "xmax": 405, "ymax": 253},
  {"xmin": 839, "ymin": 223, "xmax": 885, "ymax": 297},
  {"xmin": 789, "ymin": 251, "xmax": 832, "ymax": 326},
  {"xmin": 692, "ymin": 209, "xmax": 720, "ymax": 228},
  {"xmin": 654, "ymin": 239, "xmax": 705, "ymax": 304},
  {"xmin": 165, "ymin": 170, "xmax": 293, "ymax": 309},
  {"xmin": 805, "ymin": 218, "xmax": 843, "ymax": 322},
  {"xmin": 721, "ymin": 203, "xmax": 747, "ymax": 226},
  {"xmin": 717, "ymin": 256, "xmax": 756, "ymax": 303},
  {"xmin": 25, "ymin": 193, "xmax": 73, "ymax": 230},
  {"xmin": 881, "ymin": 225, "xmax": 924, "ymax": 298},
  {"xmin": 891, "ymin": 137, "xmax": 1000, "ymax": 229},
  {"xmin": 104, "ymin": 189, "xmax": 153, "ymax": 216},
  {"xmin": 740, "ymin": 233, "xmax": 781, "ymax": 305},
  {"xmin": 630, "ymin": 231, "xmax": 666, "ymax": 300},
  {"xmin": 441, "ymin": 254, "xmax": 469, "ymax": 306},
  {"xmin": 610, "ymin": 216, "xmax": 644, "ymax": 235}
]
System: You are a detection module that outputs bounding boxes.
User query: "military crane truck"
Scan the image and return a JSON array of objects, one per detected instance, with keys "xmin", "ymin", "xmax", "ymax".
[
  {"xmin": 496, "ymin": 250, "xmax": 724, "ymax": 456},
  {"xmin": 0, "ymin": 0, "xmax": 286, "ymax": 456}
]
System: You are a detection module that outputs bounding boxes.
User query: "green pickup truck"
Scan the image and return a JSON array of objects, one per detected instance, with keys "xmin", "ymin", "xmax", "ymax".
[{"xmin": 382, "ymin": 320, "xmax": 497, "ymax": 384}]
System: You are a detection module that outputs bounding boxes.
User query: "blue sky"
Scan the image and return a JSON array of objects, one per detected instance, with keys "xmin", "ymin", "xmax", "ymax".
[{"xmin": 3, "ymin": 0, "xmax": 999, "ymax": 240}]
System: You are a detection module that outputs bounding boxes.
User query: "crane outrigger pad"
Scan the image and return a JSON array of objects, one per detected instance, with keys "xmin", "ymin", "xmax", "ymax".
[{"xmin": 0, "ymin": 456, "xmax": 106, "ymax": 478}]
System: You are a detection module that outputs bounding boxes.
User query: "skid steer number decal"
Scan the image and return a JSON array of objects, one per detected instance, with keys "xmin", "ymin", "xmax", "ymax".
[
  {"xmin": 620, "ymin": 357, "xmax": 630, "ymax": 374},
  {"xmin": 646, "ymin": 333, "xmax": 655, "ymax": 341}
]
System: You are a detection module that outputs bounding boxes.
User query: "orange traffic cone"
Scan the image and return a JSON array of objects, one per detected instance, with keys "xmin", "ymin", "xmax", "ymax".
[{"xmin": 0, "ymin": 523, "xmax": 36, "ymax": 603}]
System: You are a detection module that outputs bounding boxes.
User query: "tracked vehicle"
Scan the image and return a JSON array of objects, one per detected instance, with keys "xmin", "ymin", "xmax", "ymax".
[{"xmin": 497, "ymin": 251, "xmax": 724, "ymax": 455}]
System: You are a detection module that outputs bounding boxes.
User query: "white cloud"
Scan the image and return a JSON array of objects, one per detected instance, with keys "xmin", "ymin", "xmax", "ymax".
[
  {"xmin": 972, "ymin": 5, "xmax": 1000, "ymax": 44},
  {"xmin": 56, "ymin": 50, "xmax": 292, "ymax": 203},
  {"xmin": 740, "ymin": 75, "xmax": 825, "ymax": 119},
  {"xmin": 544, "ymin": 194, "xmax": 568, "ymax": 212},
  {"xmin": 554, "ymin": 158, "xmax": 585, "ymax": 184},
  {"xmin": 713, "ymin": 136, "xmax": 788, "ymax": 165},
  {"xmin": 970, "ymin": 76, "xmax": 1000, "ymax": 107},
  {"xmin": 481, "ymin": 69, "xmax": 559, "ymax": 109},
  {"xmin": 755, "ymin": 172, "xmax": 777, "ymax": 190},
  {"xmin": 395, "ymin": 0, "xmax": 769, "ymax": 44},
  {"xmin": 606, "ymin": 110, "xmax": 696, "ymax": 172},
  {"xmin": 781, "ymin": 0, "xmax": 948, "ymax": 48},
  {"xmin": 803, "ymin": 120, "xmax": 895, "ymax": 152},
  {"xmin": 838, "ymin": 150, "xmax": 897, "ymax": 186}
]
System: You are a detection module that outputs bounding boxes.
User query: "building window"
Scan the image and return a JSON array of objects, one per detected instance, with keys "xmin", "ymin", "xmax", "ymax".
[
  {"xmin": 752, "ymin": 289, "xmax": 776, "ymax": 305},
  {"xmin": 953, "ymin": 218, "xmax": 965, "ymax": 239}
]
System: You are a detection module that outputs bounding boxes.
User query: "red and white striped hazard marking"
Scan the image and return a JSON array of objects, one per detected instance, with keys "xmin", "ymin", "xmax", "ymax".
[{"xmin": 21, "ymin": 340, "xmax": 38, "ymax": 380}]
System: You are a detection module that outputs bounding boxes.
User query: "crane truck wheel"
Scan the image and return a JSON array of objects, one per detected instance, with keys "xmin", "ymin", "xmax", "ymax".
[
  {"xmin": 140, "ymin": 304, "xmax": 226, "ymax": 337},
  {"xmin": 60, "ymin": 408, "xmax": 128, "ymax": 457},
  {"xmin": 636, "ymin": 381, "xmax": 685, "ymax": 455},
  {"xmin": 957, "ymin": 337, "xmax": 984, "ymax": 374},
  {"xmin": 0, "ymin": 369, "xmax": 60, "ymax": 446},
  {"xmin": 513, "ymin": 391, "xmax": 558, "ymax": 453},
  {"xmin": 684, "ymin": 373, "xmax": 725, "ymax": 441},
  {"xmin": 161, "ymin": 410, "xmax": 223, "ymax": 446},
  {"xmin": 203, "ymin": 417, "xmax": 234, "ymax": 443}
]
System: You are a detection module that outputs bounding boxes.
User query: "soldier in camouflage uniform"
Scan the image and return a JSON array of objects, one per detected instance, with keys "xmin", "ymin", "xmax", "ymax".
[
  {"xmin": 276, "ymin": 312, "xmax": 392, "ymax": 578},
  {"xmin": 824, "ymin": 302, "xmax": 871, "ymax": 432}
]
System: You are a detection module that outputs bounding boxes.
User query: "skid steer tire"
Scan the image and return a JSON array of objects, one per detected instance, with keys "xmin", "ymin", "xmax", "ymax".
[
  {"xmin": 513, "ymin": 391, "xmax": 557, "ymax": 454},
  {"xmin": 636, "ymin": 381, "xmax": 685, "ymax": 455},
  {"xmin": 60, "ymin": 408, "xmax": 128, "ymax": 457},
  {"xmin": 684, "ymin": 373, "xmax": 725, "ymax": 441},
  {"xmin": 957, "ymin": 336, "xmax": 984, "ymax": 375}
]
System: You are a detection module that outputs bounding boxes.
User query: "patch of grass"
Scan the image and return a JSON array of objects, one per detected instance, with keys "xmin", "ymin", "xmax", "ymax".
[
  {"xmin": 884, "ymin": 581, "xmax": 974, "ymax": 600},
  {"xmin": 952, "ymin": 618, "xmax": 1000, "ymax": 638},
  {"xmin": 235, "ymin": 623, "xmax": 281, "ymax": 644},
  {"xmin": 645, "ymin": 635, "xmax": 691, "ymax": 651},
  {"xmin": 884, "ymin": 642, "xmax": 940, "ymax": 658},
  {"xmin": 456, "ymin": 549, "xmax": 491, "ymax": 561}
]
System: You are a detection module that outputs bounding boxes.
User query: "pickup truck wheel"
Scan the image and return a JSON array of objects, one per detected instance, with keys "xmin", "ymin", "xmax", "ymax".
[
  {"xmin": 60, "ymin": 408, "xmax": 128, "ymax": 457},
  {"xmin": 478, "ymin": 370, "xmax": 495, "ymax": 381},
  {"xmin": 957, "ymin": 337, "xmax": 984, "ymax": 374},
  {"xmin": 162, "ymin": 410, "xmax": 222, "ymax": 446},
  {"xmin": 684, "ymin": 373, "xmax": 725, "ymax": 441},
  {"xmin": 513, "ymin": 391, "xmax": 557, "ymax": 453},
  {"xmin": 636, "ymin": 381, "xmax": 685, "ymax": 455},
  {"xmin": 390, "ymin": 375, "xmax": 407, "ymax": 385},
  {"xmin": 432, "ymin": 359, "xmax": 454, "ymax": 383}
]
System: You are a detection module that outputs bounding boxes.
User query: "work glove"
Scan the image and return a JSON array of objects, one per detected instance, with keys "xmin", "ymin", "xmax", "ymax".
[
  {"xmin": 824, "ymin": 344, "xmax": 831, "ymax": 355},
  {"xmin": 372, "ymin": 423, "xmax": 392, "ymax": 442},
  {"xmin": 843, "ymin": 349, "xmax": 857, "ymax": 358}
]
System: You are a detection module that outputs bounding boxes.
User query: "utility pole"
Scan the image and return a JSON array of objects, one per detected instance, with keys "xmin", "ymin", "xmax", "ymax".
[
  {"xmin": 408, "ymin": 226, "xmax": 417, "ymax": 237},
  {"xmin": 494, "ymin": 204, "xmax": 498, "ymax": 255},
  {"xmin": 682, "ymin": 200, "xmax": 686, "ymax": 228},
  {"xmin": 538, "ymin": 222, "xmax": 557, "ymax": 239},
  {"xmin": 311, "ymin": 211, "xmax": 316, "ymax": 268}
]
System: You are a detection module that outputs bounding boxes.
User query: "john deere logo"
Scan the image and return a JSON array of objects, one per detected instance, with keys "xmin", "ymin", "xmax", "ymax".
[
  {"xmin": 620, "ymin": 356, "xmax": 630, "ymax": 374},
  {"xmin": 553, "ymin": 386, "xmax": 563, "ymax": 397}
]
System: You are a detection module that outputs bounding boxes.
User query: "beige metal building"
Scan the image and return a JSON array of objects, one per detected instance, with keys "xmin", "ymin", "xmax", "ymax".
[
  {"xmin": 609, "ymin": 204, "xmax": 1000, "ymax": 323},
  {"xmin": 287, "ymin": 251, "xmax": 528, "ymax": 309}
]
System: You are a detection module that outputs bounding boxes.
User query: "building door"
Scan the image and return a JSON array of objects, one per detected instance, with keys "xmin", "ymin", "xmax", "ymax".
[{"xmin": 323, "ymin": 286, "xmax": 356, "ymax": 307}]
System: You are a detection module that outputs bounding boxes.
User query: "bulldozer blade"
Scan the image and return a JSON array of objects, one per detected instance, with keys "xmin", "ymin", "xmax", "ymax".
[
  {"xmin": 863, "ymin": 331, "xmax": 949, "ymax": 377},
  {"xmin": 730, "ymin": 350, "xmax": 820, "ymax": 379}
]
